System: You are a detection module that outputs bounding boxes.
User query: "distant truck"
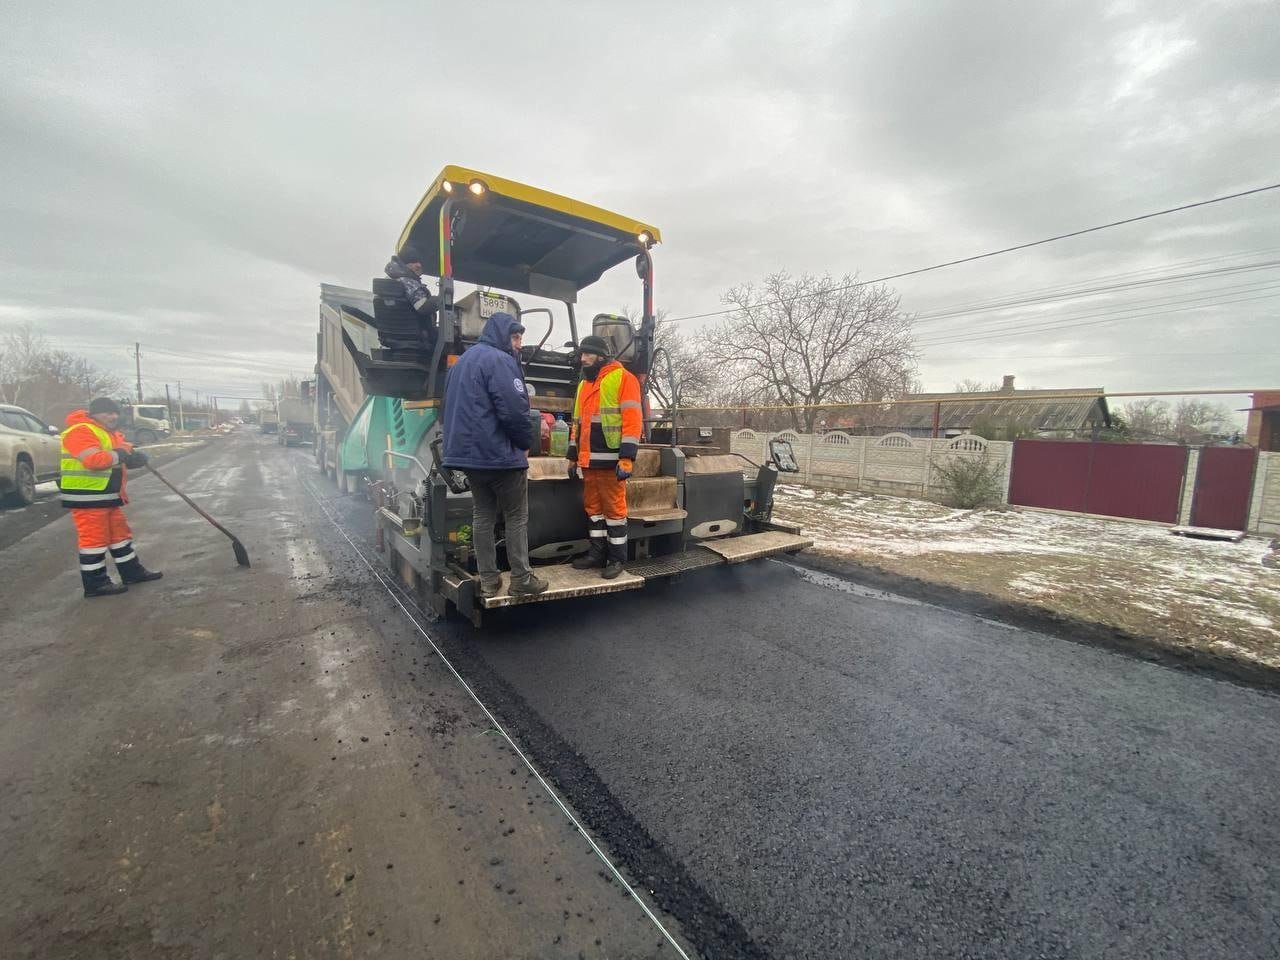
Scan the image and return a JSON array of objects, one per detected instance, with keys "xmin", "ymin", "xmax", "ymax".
[
  {"xmin": 260, "ymin": 408, "xmax": 280, "ymax": 434},
  {"xmin": 119, "ymin": 403, "xmax": 171, "ymax": 445},
  {"xmin": 276, "ymin": 395, "xmax": 314, "ymax": 447}
]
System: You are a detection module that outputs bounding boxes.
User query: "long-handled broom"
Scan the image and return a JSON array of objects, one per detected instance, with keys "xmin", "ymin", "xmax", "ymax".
[{"xmin": 146, "ymin": 464, "xmax": 251, "ymax": 568}]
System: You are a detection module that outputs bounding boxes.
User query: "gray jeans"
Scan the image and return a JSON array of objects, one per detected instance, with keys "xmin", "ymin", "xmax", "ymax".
[{"xmin": 465, "ymin": 468, "xmax": 532, "ymax": 583}]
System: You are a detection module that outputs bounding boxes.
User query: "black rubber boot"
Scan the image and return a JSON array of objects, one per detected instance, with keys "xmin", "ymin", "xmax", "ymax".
[
  {"xmin": 602, "ymin": 560, "xmax": 625, "ymax": 580},
  {"xmin": 573, "ymin": 521, "xmax": 607, "ymax": 569},
  {"xmin": 118, "ymin": 557, "xmax": 164, "ymax": 584},
  {"xmin": 572, "ymin": 548, "xmax": 604, "ymax": 570},
  {"xmin": 82, "ymin": 570, "xmax": 128, "ymax": 598}
]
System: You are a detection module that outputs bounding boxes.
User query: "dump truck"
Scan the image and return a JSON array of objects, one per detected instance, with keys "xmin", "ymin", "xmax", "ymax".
[
  {"xmin": 119, "ymin": 403, "xmax": 171, "ymax": 445},
  {"xmin": 276, "ymin": 394, "xmax": 313, "ymax": 447},
  {"xmin": 319, "ymin": 165, "xmax": 809, "ymax": 624}
]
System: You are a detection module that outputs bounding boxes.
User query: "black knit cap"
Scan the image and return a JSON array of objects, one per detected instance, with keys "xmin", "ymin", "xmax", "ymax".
[
  {"xmin": 577, "ymin": 335, "xmax": 612, "ymax": 357},
  {"xmin": 398, "ymin": 244, "xmax": 424, "ymax": 265},
  {"xmin": 89, "ymin": 397, "xmax": 121, "ymax": 415}
]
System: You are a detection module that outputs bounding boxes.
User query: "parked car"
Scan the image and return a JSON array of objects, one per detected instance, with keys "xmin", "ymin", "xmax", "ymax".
[{"xmin": 0, "ymin": 404, "xmax": 62, "ymax": 507}]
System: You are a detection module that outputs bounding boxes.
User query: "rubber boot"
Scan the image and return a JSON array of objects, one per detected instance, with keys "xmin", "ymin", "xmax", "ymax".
[
  {"xmin": 602, "ymin": 520, "xmax": 627, "ymax": 579},
  {"xmin": 118, "ymin": 557, "xmax": 164, "ymax": 584},
  {"xmin": 572, "ymin": 542, "xmax": 605, "ymax": 570},
  {"xmin": 82, "ymin": 570, "xmax": 128, "ymax": 598},
  {"xmin": 573, "ymin": 519, "xmax": 607, "ymax": 570}
]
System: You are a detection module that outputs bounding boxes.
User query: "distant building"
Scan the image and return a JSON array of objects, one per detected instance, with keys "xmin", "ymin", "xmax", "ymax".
[
  {"xmin": 1244, "ymin": 390, "xmax": 1280, "ymax": 451},
  {"xmin": 830, "ymin": 375, "xmax": 1110, "ymax": 439}
]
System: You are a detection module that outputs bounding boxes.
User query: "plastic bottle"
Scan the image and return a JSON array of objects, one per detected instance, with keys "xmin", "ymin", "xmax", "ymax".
[{"xmin": 550, "ymin": 415, "xmax": 570, "ymax": 458}]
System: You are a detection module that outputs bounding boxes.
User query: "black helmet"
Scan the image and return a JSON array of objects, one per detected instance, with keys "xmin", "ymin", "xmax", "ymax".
[
  {"xmin": 577, "ymin": 335, "xmax": 612, "ymax": 358},
  {"xmin": 89, "ymin": 397, "xmax": 121, "ymax": 415}
]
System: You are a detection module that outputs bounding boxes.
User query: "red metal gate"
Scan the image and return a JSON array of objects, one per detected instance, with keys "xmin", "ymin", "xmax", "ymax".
[
  {"xmin": 1190, "ymin": 446, "xmax": 1258, "ymax": 530},
  {"xmin": 1009, "ymin": 440, "xmax": 1188, "ymax": 523}
]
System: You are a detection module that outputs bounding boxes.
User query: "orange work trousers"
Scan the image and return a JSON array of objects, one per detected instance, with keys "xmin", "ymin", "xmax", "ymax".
[
  {"xmin": 581, "ymin": 468, "xmax": 627, "ymax": 521},
  {"xmin": 71, "ymin": 507, "xmax": 133, "ymax": 550}
]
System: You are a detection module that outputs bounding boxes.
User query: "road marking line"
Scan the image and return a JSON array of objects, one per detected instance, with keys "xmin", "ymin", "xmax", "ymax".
[{"xmin": 297, "ymin": 468, "xmax": 693, "ymax": 960}]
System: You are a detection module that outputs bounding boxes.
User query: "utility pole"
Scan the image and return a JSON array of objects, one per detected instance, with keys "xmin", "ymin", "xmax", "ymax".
[
  {"xmin": 135, "ymin": 342, "xmax": 143, "ymax": 402},
  {"xmin": 165, "ymin": 384, "xmax": 172, "ymax": 421},
  {"xmin": 177, "ymin": 381, "xmax": 185, "ymax": 431}
]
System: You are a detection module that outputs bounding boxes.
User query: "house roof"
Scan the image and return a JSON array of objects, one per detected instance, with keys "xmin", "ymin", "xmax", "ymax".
[{"xmin": 852, "ymin": 388, "xmax": 1110, "ymax": 432}]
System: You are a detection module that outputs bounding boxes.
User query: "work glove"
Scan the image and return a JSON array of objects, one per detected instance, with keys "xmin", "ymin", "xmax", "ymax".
[
  {"xmin": 112, "ymin": 447, "xmax": 129, "ymax": 465},
  {"xmin": 125, "ymin": 450, "xmax": 149, "ymax": 469},
  {"xmin": 567, "ymin": 463, "xmax": 581, "ymax": 481},
  {"xmin": 616, "ymin": 459, "xmax": 633, "ymax": 482},
  {"xmin": 565, "ymin": 443, "xmax": 577, "ymax": 463}
]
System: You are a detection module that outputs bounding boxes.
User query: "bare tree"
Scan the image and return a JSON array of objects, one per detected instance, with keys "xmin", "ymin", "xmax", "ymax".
[
  {"xmin": 954, "ymin": 379, "xmax": 1001, "ymax": 393},
  {"xmin": 0, "ymin": 323, "xmax": 48, "ymax": 406},
  {"xmin": 0, "ymin": 322, "xmax": 121, "ymax": 421},
  {"xmin": 697, "ymin": 272, "xmax": 917, "ymax": 432},
  {"xmin": 1121, "ymin": 398, "xmax": 1173, "ymax": 440},
  {"xmin": 1172, "ymin": 399, "xmax": 1234, "ymax": 442}
]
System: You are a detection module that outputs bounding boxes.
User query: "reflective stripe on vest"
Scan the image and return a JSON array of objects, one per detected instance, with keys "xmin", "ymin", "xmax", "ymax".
[
  {"xmin": 60, "ymin": 423, "xmax": 115, "ymax": 494},
  {"xmin": 574, "ymin": 368, "xmax": 627, "ymax": 450}
]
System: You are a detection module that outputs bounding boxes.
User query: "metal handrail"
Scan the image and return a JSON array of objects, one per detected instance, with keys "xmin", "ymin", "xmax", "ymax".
[{"xmin": 384, "ymin": 450, "xmax": 431, "ymax": 475}]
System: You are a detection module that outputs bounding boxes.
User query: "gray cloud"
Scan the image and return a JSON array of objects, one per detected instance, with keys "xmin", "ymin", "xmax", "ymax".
[{"xmin": 1, "ymin": 0, "xmax": 1276, "ymax": 407}]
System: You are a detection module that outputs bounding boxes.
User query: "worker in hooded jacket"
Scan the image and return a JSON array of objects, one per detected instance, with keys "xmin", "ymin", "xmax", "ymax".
[
  {"xmin": 566, "ymin": 336, "xmax": 643, "ymax": 579},
  {"xmin": 60, "ymin": 397, "xmax": 164, "ymax": 598},
  {"xmin": 442, "ymin": 311, "xmax": 549, "ymax": 598}
]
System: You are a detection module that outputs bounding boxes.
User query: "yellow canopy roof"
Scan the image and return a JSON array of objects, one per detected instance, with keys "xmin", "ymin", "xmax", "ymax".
[{"xmin": 396, "ymin": 165, "xmax": 661, "ymax": 302}]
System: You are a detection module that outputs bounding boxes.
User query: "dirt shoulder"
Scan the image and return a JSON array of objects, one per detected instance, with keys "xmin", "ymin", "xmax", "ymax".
[
  {"xmin": 0, "ymin": 432, "xmax": 680, "ymax": 960},
  {"xmin": 774, "ymin": 485, "xmax": 1280, "ymax": 686}
]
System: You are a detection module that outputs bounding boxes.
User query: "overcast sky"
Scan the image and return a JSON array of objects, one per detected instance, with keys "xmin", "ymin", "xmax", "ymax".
[{"xmin": 2, "ymin": 0, "xmax": 1277, "ymax": 415}]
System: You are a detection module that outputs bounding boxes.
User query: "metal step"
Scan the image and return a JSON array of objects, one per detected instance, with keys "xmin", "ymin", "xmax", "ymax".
[
  {"xmin": 699, "ymin": 531, "xmax": 813, "ymax": 564},
  {"xmin": 625, "ymin": 547, "xmax": 723, "ymax": 579},
  {"xmin": 480, "ymin": 563, "xmax": 644, "ymax": 608}
]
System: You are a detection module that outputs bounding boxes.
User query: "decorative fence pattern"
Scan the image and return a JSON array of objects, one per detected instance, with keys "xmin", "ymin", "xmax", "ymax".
[{"xmin": 730, "ymin": 429, "xmax": 1013, "ymax": 502}]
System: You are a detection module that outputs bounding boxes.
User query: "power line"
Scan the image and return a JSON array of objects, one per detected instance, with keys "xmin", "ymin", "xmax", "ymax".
[
  {"xmin": 907, "ymin": 244, "xmax": 1280, "ymax": 317},
  {"xmin": 917, "ymin": 289, "xmax": 1280, "ymax": 349},
  {"xmin": 915, "ymin": 279, "xmax": 1280, "ymax": 346},
  {"xmin": 910, "ymin": 259, "xmax": 1280, "ymax": 326},
  {"xmin": 663, "ymin": 181, "xmax": 1280, "ymax": 324}
]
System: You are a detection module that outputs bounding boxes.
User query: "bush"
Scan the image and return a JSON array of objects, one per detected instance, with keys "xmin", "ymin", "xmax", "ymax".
[{"xmin": 932, "ymin": 454, "xmax": 1004, "ymax": 509}]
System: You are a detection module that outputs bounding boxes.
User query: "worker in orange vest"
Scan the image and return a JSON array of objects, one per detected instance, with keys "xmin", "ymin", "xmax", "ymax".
[
  {"xmin": 566, "ymin": 336, "xmax": 643, "ymax": 579},
  {"xmin": 60, "ymin": 397, "xmax": 164, "ymax": 598}
]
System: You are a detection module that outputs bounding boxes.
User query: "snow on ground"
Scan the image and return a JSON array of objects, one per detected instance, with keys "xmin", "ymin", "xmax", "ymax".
[{"xmin": 774, "ymin": 484, "xmax": 1280, "ymax": 666}]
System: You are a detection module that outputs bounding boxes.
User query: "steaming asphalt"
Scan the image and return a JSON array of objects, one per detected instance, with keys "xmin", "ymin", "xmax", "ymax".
[{"xmin": 5, "ymin": 429, "xmax": 1279, "ymax": 959}]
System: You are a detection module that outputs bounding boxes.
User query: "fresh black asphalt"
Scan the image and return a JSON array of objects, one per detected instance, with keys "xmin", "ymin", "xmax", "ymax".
[{"xmin": 426, "ymin": 558, "xmax": 1280, "ymax": 959}]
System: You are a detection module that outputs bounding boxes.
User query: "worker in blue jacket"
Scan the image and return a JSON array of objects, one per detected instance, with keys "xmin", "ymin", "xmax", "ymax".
[{"xmin": 442, "ymin": 311, "xmax": 548, "ymax": 598}]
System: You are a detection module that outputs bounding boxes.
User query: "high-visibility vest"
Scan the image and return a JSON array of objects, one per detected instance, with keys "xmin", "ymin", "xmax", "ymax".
[
  {"xmin": 59, "ymin": 422, "xmax": 123, "ymax": 507},
  {"xmin": 572, "ymin": 362, "xmax": 642, "ymax": 468}
]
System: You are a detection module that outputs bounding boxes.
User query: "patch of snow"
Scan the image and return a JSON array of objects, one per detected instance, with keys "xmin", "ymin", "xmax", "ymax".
[{"xmin": 1008, "ymin": 572, "xmax": 1060, "ymax": 596}]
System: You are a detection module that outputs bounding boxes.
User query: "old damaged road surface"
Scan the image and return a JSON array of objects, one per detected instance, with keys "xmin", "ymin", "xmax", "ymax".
[
  {"xmin": 4, "ymin": 432, "xmax": 1280, "ymax": 959},
  {"xmin": 0, "ymin": 430, "xmax": 685, "ymax": 960}
]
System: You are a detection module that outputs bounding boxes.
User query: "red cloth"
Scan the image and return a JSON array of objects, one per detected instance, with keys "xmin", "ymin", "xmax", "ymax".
[
  {"xmin": 71, "ymin": 507, "xmax": 133, "ymax": 550},
  {"xmin": 581, "ymin": 467, "xmax": 627, "ymax": 522}
]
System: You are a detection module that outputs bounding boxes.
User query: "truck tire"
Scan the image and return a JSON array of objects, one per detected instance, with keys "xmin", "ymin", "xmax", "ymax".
[
  {"xmin": 4, "ymin": 458, "xmax": 37, "ymax": 507},
  {"xmin": 135, "ymin": 429, "xmax": 158, "ymax": 445}
]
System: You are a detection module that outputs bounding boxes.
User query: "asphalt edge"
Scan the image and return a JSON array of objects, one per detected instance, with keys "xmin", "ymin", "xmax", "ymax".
[
  {"xmin": 788, "ymin": 549, "xmax": 1280, "ymax": 696},
  {"xmin": 310, "ymin": 471, "xmax": 768, "ymax": 960},
  {"xmin": 416, "ymin": 605, "xmax": 773, "ymax": 960}
]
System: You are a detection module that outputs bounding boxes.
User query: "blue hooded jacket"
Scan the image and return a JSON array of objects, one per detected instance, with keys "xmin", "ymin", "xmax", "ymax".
[{"xmin": 441, "ymin": 312, "xmax": 531, "ymax": 470}]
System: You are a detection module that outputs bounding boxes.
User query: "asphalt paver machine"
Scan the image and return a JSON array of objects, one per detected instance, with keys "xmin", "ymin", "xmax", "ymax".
[{"xmin": 335, "ymin": 165, "xmax": 809, "ymax": 624}]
